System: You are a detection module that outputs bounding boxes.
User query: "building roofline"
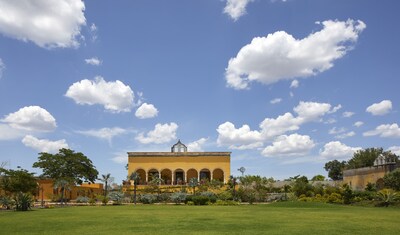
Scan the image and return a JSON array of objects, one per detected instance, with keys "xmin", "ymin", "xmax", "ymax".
[{"xmin": 128, "ymin": 152, "xmax": 231, "ymax": 157}]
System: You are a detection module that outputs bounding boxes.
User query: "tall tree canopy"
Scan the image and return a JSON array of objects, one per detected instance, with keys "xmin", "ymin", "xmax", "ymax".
[
  {"xmin": 32, "ymin": 148, "xmax": 98, "ymax": 185},
  {"xmin": 346, "ymin": 148, "xmax": 398, "ymax": 169},
  {"xmin": 324, "ymin": 160, "xmax": 346, "ymax": 180},
  {"xmin": 0, "ymin": 167, "xmax": 38, "ymax": 195}
]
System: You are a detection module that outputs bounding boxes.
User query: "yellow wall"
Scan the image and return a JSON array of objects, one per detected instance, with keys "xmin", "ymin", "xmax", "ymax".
[
  {"xmin": 36, "ymin": 179, "xmax": 103, "ymax": 201},
  {"xmin": 128, "ymin": 152, "xmax": 231, "ymax": 184},
  {"xmin": 343, "ymin": 166, "xmax": 388, "ymax": 190}
]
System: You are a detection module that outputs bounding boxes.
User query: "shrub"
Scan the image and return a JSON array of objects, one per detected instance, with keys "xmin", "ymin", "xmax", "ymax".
[
  {"xmin": 214, "ymin": 199, "xmax": 240, "ymax": 206},
  {"xmin": 88, "ymin": 198, "xmax": 96, "ymax": 205},
  {"xmin": 217, "ymin": 191, "xmax": 233, "ymax": 201},
  {"xmin": 376, "ymin": 188, "xmax": 398, "ymax": 207},
  {"xmin": 140, "ymin": 194, "xmax": 157, "ymax": 204},
  {"xmin": 170, "ymin": 192, "xmax": 186, "ymax": 204},
  {"xmin": 14, "ymin": 193, "xmax": 33, "ymax": 211},
  {"xmin": 298, "ymin": 194, "xmax": 313, "ymax": 202},
  {"xmin": 108, "ymin": 192, "xmax": 124, "ymax": 205},
  {"xmin": 76, "ymin": 196, "xmax": 89, "ymax": 203},
  {"xmin": 200, "ymin": 191, "xmax": 217, "ymax": 203},
  {"xmin": 0, "ymin": 196, "xmax": 14, "ymax": 210},
  {"xmin": 342, "ymin": 184, "xmax": 353, "ymax": 205},
  {"xmin": 191, "ymin": 195, "xmax": 209, "ymax": 205},
  {"xmin": 327, "ymin": 193, "xmax": 342, "ymax": 204}
]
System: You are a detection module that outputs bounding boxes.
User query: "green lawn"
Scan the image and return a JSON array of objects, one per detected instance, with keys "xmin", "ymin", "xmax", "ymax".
[{"xmin": 1, "ymin": 202, "xmax": 399, "ymax": 235}]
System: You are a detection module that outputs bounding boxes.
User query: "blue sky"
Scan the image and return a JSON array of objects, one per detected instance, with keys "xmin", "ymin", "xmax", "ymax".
[{"xmin": 0, "ymin": 0, "xmax": 399, "ymax": 184}]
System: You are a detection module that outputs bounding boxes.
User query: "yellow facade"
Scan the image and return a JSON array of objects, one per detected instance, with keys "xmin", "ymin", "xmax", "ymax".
[
  {"xmin": 128, "ymin": 143, "xmax": 231, "ymax": 185},
  {"xmin": 36, "ymin": 179, "xmax": 103, "ymax": 201},
  {"xmin": 343, "ymin": 165, "xmax": 396, "ymax": 190}
]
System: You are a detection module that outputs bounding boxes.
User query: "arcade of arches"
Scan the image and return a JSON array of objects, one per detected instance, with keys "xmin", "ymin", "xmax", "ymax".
[
  {"xmin": 127, "ymin": 141, "xmax": 231, "ymax": 185},
  {"xmin": 133, "ymin": 168, "xmax": 225, "ymax": 185}
]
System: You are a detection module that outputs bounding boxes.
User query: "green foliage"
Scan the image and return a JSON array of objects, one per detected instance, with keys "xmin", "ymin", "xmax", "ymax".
[
  {"xmin": 341, "ymin": 184, "xmax": 353, "ymax": 205},
  {"xmin": 365, "ymin": 182, "xmax": 377, "ymax": 192},
  {"xmin": 188, "ymin": 177, "xmax": 198, "ymax": 194},
  {"xmin": 214, "ymin": 199, "xmax": 240, "ymax": 206},
  {"xmin": 32, "ymin": 148, "xmax": 98, "ymax": 185},
  {"xmin": 324, "ymin": 160, "xmax": 346, "ymax": 180},
  {"xmin": 191, "ymin": 195, "xmax": 209, "ymax": 205},
  {"xmin": 170, "ymin": 192, "xmax": 187, "ymax": 204},
  {"xmin": 217, "ymin": 191, "xmax": 233, "ymax": 201},
  {"xmin": 200, "ymin": 191, "xmax": 217, "ymax": 203},
  {"xmin": 0, "ymin": 195, "xmax": 15, "ymax": 210},
  {"xmin": 311, "ymin": 175, "xmax": 326, "ymax": 181},
  {"xmin": 140, "ymin": 194, "xmax": 157, "ymax": 204},
  {"xmin": 376, "ymin": 189, "xmax": 398, "ymax": 207},
  {"xmin": 291, "ymin": 176, "xmax": 314, "ymax": 197},
  {"xmin": 14, "ymin": 192, "xmax": 33, "ymax": 211},
  {"xmin": 76, "ymin": 196, "xmax": 89, "ymax": 203},
  {"xmin": 108, "ymin": 191, "xmax": 124, "ymax": 205},
  {"xmin": 327, "ymin": 193, "xmax": 342, "ymax": 204},
  {"xmin": 346, "ymin": 148, "xmax": 398, "ymax": 169},
  {"xmin": 383, "ymin": 169, "xmax": 400, "ymax": 191},
  {"xmin": 0, "ymin": 167, "xmax": 38, "ymax": 195},
  {"xmin": 100, "ymin": 173, "xmax": 112, "ymax": 197}
]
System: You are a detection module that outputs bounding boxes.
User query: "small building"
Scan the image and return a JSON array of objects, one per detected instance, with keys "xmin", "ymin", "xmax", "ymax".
[
  {"xmin": 127, "ymin": 140, "xmax": 231, "ymax": 184},
  {"xmin": 343, "ymin": 154, "xmax": 399, "ymax": 190},
  {"xmin": 36, "ymin": 179, "xmax": 103, "ymax": 201}
]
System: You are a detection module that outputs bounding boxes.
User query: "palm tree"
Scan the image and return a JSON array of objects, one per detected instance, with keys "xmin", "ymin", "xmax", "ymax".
[
  {"xmin": 100, "ymin": 173, "xmax": 112, "ymax": 197},
  {"xmin": 129, "ymin": 172, "xmax": 140, "ymax": 205},
  {"xmin": 53, "ymin": 179, "xmax": 71, "ymax": 205},
  {"xmin": 188, "ymin": 177, "xmax": 198, "ymax": 195}
]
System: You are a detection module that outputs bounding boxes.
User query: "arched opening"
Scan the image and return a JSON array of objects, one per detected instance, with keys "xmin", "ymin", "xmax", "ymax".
[
  {"xmin": 212, "ymin": 168, "xmax": 224, "ymax": 182},
  {"xmin": 186, "ymin": 169, "xmax": 198, "ymax": 183},
  {"xmin": 161, "ymin": 169, "xmax": 172, "ymax": 185},
  {"xmin": 148, "ymin": 169, "xmax": 159, "ymax": 183},
  {"xmin": 174, "ymin": 169, "xmax": 185, "ymax": 185},
  {"xmin": 135, "ymin": 169, "xmax": 146, "ymax": 185},
  {"xmin": 200, "ymin": 168, "xmax": 210, "ymax": 182}
]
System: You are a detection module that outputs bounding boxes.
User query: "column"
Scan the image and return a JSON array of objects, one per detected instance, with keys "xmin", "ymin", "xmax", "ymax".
[
  {"xmin": 184, "ymin": 170, "xmax": 187, "ymax": 184},
  {"xmin": 210, "ymin": 170, "xmax": 213, "ymax": 181},
  {"xmin": 172, "ymin": 171, "xmax": 175, "ymax": 185},
  {"xmin": 145, "ymin": 170, "xmax": 148, "ymax": 184}
]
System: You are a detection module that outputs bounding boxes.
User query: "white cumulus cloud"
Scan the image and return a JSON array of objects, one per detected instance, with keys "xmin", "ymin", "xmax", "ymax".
[
  {"xmin": 135, "ymin": 103, "xmax": 158, "ymax": 119},
  {"xmin": 225, "ymin": 19, "xmax": 366, "ymax": 89},
  {"xmin": 342, "ymin": 111, "xmax": 355, "ymax": 118},
  {"xmin": 0, "ymin": 0, "xmax": 86, "ymax": 48},
  {"xmin": 354, "ymin": 121, "xmax": 364, "ymax": 127},
  {"xmin": 85, "ymin": 57, "xmax": 102, "ymax": 66},
  {"xmin": 76, "ymin": 127, "xmax": 128, "ymax": 144},
  {"xmin": 217, "ymin": 101, "xmax": 335, "ymax": 149},
  {"xmin": 363, "ymin": 123, "xmax": 400, "ymax": 138},
  {"xmin": 22, "ymin": 135, "xmax": 68, "ymax": 153},
  {"xmin": 223, "ymin": 0, "xmax": 254, "ymax": 21},
  {"xmin": 262, "ymin": 134, "xmax": 315, "ymax": 157},
  {"xmin": 290, "ymin": 80, "xmax": 299, "ymax": 88},
  {"xmin": 187, "ymin": 138, "xmax": 208, "ymax": 152},
  {"xmin": 65, "ymin": 76, "xmax": 134, "ymax": 113},
  {"xmin": 270, "ymin": 98, "xmax": 282, "ymax": 104},
  {"xmin": 1, "ymin": 106, "xmax": 57, "ymax": 132},
  {"xmin": 320, "ymin": 141, "xmax": 361, "ymax": 159},
  {"xmin": 335, "ymin": 131, "xmax": 355, "ymax": 139},
  {"xmin": 388, "ymin": 146, "xmax": 400, "ymax": 156},
  {"xmin": 366, "ymin": 100, "xmax": 392, "ymax": 116},
  {"xmin": 217, "ymin": 122, "xmax": 263, "ymax": 150},
  {"xmin": 136, "ymin": 123, "xmax": 178, "ymax": 144}
]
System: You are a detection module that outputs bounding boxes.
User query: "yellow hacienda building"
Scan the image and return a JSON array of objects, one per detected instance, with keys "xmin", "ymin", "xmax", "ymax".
[{"xmin": 128, "ymin": 140, "xmax": 231, "ymax": 185}]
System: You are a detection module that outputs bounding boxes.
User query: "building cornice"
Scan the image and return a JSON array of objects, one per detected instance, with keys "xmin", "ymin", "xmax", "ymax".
[{"xmin": 128, "ymin": 152, "xmax": 231, "ymax": 157}]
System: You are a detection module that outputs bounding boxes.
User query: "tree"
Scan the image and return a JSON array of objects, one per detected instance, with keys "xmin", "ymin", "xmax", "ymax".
[
  {"xmin": 129, "ymin": 172, "xmax": 140, "ymax": 205},
  {"xmin": 311, "ymin": 175, "xmax": 326, "ymax": 181},
  {"xmin": 324, "ymin": 160, "xmax": 346, "ymax": 180},
  {"xmin": 291, "ymin": 176, "xmax": 314, "ymax": 197},
  {"xmin": 0, "ymin": 167, "xmax": 38, "ymax": 195},
  {"xmin": 188, "ymin": 177, "xmax": 198, "ymax": 195},
  {"xmin": 100, "ymin": 173, "xmax": 113, "ymax": 197},
  {"xmin": 383, "ymin": 169, "xmax": 400, "ymax": 191},
  {"xmin": 32, "ymin": 148, "xmax": 98, "ymax": 185},
  {"xmin": 53, "ymin": 179, "xmax": 72, "ymax": 205},
  {"xmin": 346, "ymin": 148, "xmax": 398, "ymax": 169}
]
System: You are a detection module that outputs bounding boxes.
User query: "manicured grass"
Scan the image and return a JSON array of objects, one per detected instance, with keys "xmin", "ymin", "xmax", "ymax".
[{"xmin": 1, "ymin": 202, "xmax": 399, "ymax": 235}]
